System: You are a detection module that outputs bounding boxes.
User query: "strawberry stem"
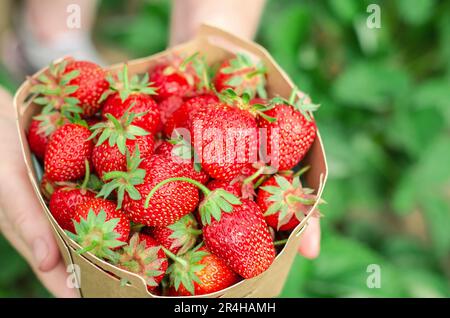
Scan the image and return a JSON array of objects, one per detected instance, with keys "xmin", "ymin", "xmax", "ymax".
[
  {"xmin": 293, "ymin": 166, "xmax": 310, "ymax": 178},
  {"xmin": 273, "ymin": 238, "xmax": 288, "ymax": 246},
  {"xmin": 161, "ymin": 246, "xmax": 188, "ymax": 268},
  {"xmin": 243, "ymin": 166, "xmax": 266, "ymax": 185},
  {"xmin": 145, "ymin": 177, "xmax": 210, "ymax": 208},
  {"xmin": 80, "ymin": 159, "xmax": 91, "ymax": 190}
]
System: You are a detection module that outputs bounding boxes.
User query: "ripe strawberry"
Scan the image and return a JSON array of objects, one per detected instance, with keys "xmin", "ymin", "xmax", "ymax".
[
  {"xmin": 44, "ymin": 123, "xmax": 93, "ymax": 182},
  {"xmin": 155, "ymin": 140, "xmax": 209, "ymax": 184},
  {"xmin": 50, "ymin": 186, "xmax": 96, "ymax": 232},
  {"xmin": 163, "ymin": 93, "xmax": 218, "ymax": 137},
  {"xmin": 206, "ymin": 179, "xmax": 242, "ymax": 197},
  {"xmin": 116, "ymin": 233, "xmax": 168, "ymax": 291},
  {"xmin": 145, "ymin": 214, "xmax": 201, "ymax": 255},
  {"xmin": 149, "ymin": 55, "xmax": 198, "ymax": 101},
  {"xmin": 214, "ymin": 53, "xmax": 267, "ymax": 98},
  {"xmin": 257, "ymin": 171, "xmax": 321, "ymax": 231},
  {"xmin": 64, "ymin": 60, "xmax": 109, "ymax": 116},
  {"xmin": 98, "ymin": 151, "xmax": 199, "ymax": 227},
  {"xmin": 190, "ymin": 99, "xmax": 259, "ymax": 181},
  {"xmin": 28, "ymin": 112, "xmax": 67, "ymax": 160},
  {"xmin": 165, "ymin": 246, "xmax": 239, "ymax": 296},
  {"xmin": 148, "ymin": 177, "xmax": 275, "ymax": 278},
  {"xmin": 71, "ymin": 197, "xmax": 130, "ymax": 252},
  {"xmin": 257, "ymin": 95, "xmax": 318, "ymax": 171},
  {"xmin": 157, "ymin": 95, "xmax": 184, "ymax": 129},
  {"xmin": 30, "ymin": 59, "xmax": 109, "ymax": 117},
  {"xmin": 90, "ymin": 108, "xmax": 154, "ymax": 179},
  {"xmin": 101, "ymin": 64, "xmax": 160, "ymax": 135}
]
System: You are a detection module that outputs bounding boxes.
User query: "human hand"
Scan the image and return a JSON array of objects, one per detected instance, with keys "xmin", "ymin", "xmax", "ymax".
[
  {"xmin": 298, "ymin": 217, "xmax": 320, "ymax": 259},
  {"xmin": 0, "ymin": 87, "xmax": 78, "ymax": 298}
]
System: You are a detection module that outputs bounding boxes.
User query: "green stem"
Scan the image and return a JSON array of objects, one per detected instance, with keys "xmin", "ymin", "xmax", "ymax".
[
  {"xmin": 189, "ymin": 229, "xmax": 203, "ymax": 236},
  {"xmin": 161, "ymin": 247, "xmax": 188, "ymax": 269},
  {"xmin": 123, "ymin": 64, "xmax": 130, "ymax": 92},
  {"xmin": 243, "ymin": 166, "xmax": 265, "ymax": 185},
  {"xmin": 293, "ymin": 166, "xmax": 310, "ymax": 178},
  {"xmin": 273, "ymin": 238, "xmax": 289, "ymax": 246},
  {"xmin": 253, "ymin": 175, "xmax": 267, "ymax": 189},
  {"xmin": 77, "ymin": 240, "xmax": 99, "ymax": 254},
  {"xmin": 288, "ymin": 87, "xmax": 298, "ymax": 105},
  {"xmin": 80, "ymin": 159, "xmax": 90, "ymax": 190},
  {"xmin": 145, "ymin": 177, "xmax": 210, "ymax": 208}
]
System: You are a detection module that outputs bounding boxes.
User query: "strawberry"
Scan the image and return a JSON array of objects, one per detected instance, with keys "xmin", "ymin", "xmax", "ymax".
[
  {"xmin": 44, "ymin": 123, "xmax": 93, "ymax": 182},
  {"xmin": 115, "ymin": 233, "xmax": 168, "ymax": 291},
  {"xmin": 190, "ymin": 97, "xmax": 259, "ymax": 181},
  {"xmin": 30, "ymin": 59, "xmax": 108, "ymax": 117},
  {"xmin": 28, "ymin": 111, "xmax": 67, "ymax": 160},
  {"xmin": 157, "ymin": 95, "xmax": 184, "ymax": 129},
  {"xmin": 145, "ymin": 214, "xmax": 201, "ymax": 255},
  {"xmin": 214, "ymin": 53, "xmax": 267, "ymax": 99},
  {"xmin": 257, "ymin": 170, "xmax": 321, "ymax": 231},
  {"xmin": 147, "ymin": 177, "xmax": 275, "ymax": 278},
  {"xmin": 64, "ymin": 60, "xmax": 109, "ymax": 116},
  {"xmin": 90, "ymin": 107, "xmax": 154, "ymax": 179},
  {"xmin": 155, "ymin": 140, "xmax": 209, "ymax": 184},
  {"xmin": 163, "ymin": 93, "xmax": 218, "ymax": 137},
  {"xmin": 74, "ymin": 198, "xmax": 130, "ymax": 247},
  {"xmin": 257, "ymin": 94, "xmax": 318, "ymax": 171},
  {"xmin": 101, "ymin": 64, "xmax": 160, "ymax": 135},
  {"xmin": 149, "ymin": 55, "xmax": 198, "ymax": 101},
  {"xmin": 98, "ymin": 151, "xmax": 199, "ymax": 227},
  {"xmin": 165, "ymin": 246, "xmax": 239, "ymax": 296},
  {"xmin": 206, "ymin": 179, "xmax": 242, "ymax": 197}
]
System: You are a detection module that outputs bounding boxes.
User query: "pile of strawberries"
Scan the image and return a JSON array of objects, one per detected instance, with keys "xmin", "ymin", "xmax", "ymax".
[{"xmin": 27, "ymin": 52, "xmax": 321, "ymax": 296}]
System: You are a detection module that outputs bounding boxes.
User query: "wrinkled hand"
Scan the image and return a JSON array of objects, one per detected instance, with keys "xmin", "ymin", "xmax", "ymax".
[{"xmin": 0, "ymin": 87, "xmax": 77, "ymax": 298}]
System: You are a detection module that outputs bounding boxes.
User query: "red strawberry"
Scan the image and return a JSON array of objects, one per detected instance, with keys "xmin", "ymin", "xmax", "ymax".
[
  {"xmin": 64, "ymin": 60, "xmax": 109, "ymax": 116},
  {"xmin": 257, "ymin": 95, "xmax": 318, "ymax": 171},
  {"xmin": 91, "ymin": 108, "xmax": 154, "ymax": 179},
  {"xmin": 157, "ymin": 95, "xmax": 184, "ymax": 129},
  {"xmin": 73, "ymin": 197, "xmax": 130, "ymax": 243},
  {"xmin": 155, "ymin": 140, "xmax": 209, "ymax": 184},
  {"xmin": 165, "ymin": 246, "xmax": 239, "ymax": 296},
  {"xmin": 98, "ymin": 152, "xmax": 199, "ymax": 227},
  {"xmin": 214, "ymin": 53, "xmax": 267, "ymax": 99},
  {"xmin": 148, "ymin": 177, "xmax": 275, "ymax": 279},
  {"xmin": 30, "ymin": 59, "xmax": 108, "ymax": 117},
  {"xmin": 163, "ymin": 94, "xmax": 218, "ymax": 137},
  {"xmin": 101, "ymin": 64, "xmax": 160, "ymax": 135},
  {"xmin": 206, "ymin": 179, "xmax": 242, "ymax": 197},
  {"xmin": 44, "ymin": 123, "xmax": 93, "ymax": 182},
  {"xmin": 190, "ymin": 100, "xmax": 258, "ymax": 181},
  {"xmin": 28, "ymin": 112, "xmax": 67, "ymax": 160},
  {"xmin": 257, "ymin": 172, "xmax": 320, "ymax": 231},
  {"xmin": 50, "ymin": 186, "xmax": 96, "ymax": 232},
  {"xmin": 116, "ymin": 233, "xmax": 168, "ymax": 291},
  {"xmin": 67, "ymin": 198, "xmax": 130, "ymax": 261},
  {"xmin": 145, "ymin": 214, "xmax": 201, "ymax": 255},
  {"xmin": 149, "ymin": 56, "xmax": 196, "ymax": 101}
]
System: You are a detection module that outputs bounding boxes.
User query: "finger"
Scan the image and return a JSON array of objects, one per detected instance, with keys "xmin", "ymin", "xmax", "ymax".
[
  {"xmin": 298, "ymin": 216, "xmax": 321, "ymax": 259},
  {"xmin": 1, "ymin": 211, "xmax": 78, "ymax": 297},
  {"xmin": 0, "ymin": 166, "xmax": 61, "ymax": 272}
]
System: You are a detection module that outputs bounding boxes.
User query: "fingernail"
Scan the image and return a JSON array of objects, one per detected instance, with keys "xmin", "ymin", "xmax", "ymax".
[{"xmin": 33, "ymin": 238, "xmax": 49, "ymax": 269}]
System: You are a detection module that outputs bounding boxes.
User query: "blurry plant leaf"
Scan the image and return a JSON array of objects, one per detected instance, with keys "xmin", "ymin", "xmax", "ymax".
[
  {"xmin": 395, "ymin": 0, "xmax": 436, "ymax": 26},
  {"xmin": 332, "ymin": 61, "xmax": 410, "ymax": 111},
  {"xmin": 327, "ymin": 0, "xmax": 360, "ymax": 24}
]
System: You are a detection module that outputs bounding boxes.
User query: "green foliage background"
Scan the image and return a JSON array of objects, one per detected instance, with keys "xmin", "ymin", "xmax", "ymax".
[{"xmin": 0, "ymin": 0, "xmax": 449, "ymax": 297}]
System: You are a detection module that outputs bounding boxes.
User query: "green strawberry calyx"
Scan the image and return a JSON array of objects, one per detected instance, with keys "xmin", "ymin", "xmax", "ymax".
[
  {"xmin": 269, "ymin": 87, "xmax": 320, "ymax": 122},
  {"xmin": 168, "ymin": 132, "xmax": 202, "ymax": 172},
  {"xmin": 65, "ymin": 209, "xmax": 126, "ymax": 262},
  {"xmin": 30, "ymin": 59, "xmax": 83, "ymax": 117},
  {"xmin": 88, "ymin": 103, "xmax": 149, "ymax": 155},
  {"xmin": 166, "ymin": 214, "xmax": 202, "ymax": 255},
  {"xmin": 100, "ymin": 63, "xmax": 157, "ymax": 103},
  {"xmin": 218, "ymin": 88, "xmax": 276, "ymax": 123},
  {"xmin": 164, "ymin": 244, "xmax": 209, "ymax": 295},
  {"xmin": 261, "ymin": 171, "xmax": 322, "ymax": 230},
  {"xmin": 115, "ymin": 233, "xmax": 166, "ymax": 288},
  {"xmin": 220, "ymin": 53, "xmax": 267, "ymax": 99},
  {"xmin": 144, "ymin": 177, "xmax": 242, "ymax": 225},
  {"xmin": 33, "ymin": 110, "xmax": 67, "ymax": 137},
  {"xmin": 97, "ymin": 146, "xmax": 146, "ymax": 209}
]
